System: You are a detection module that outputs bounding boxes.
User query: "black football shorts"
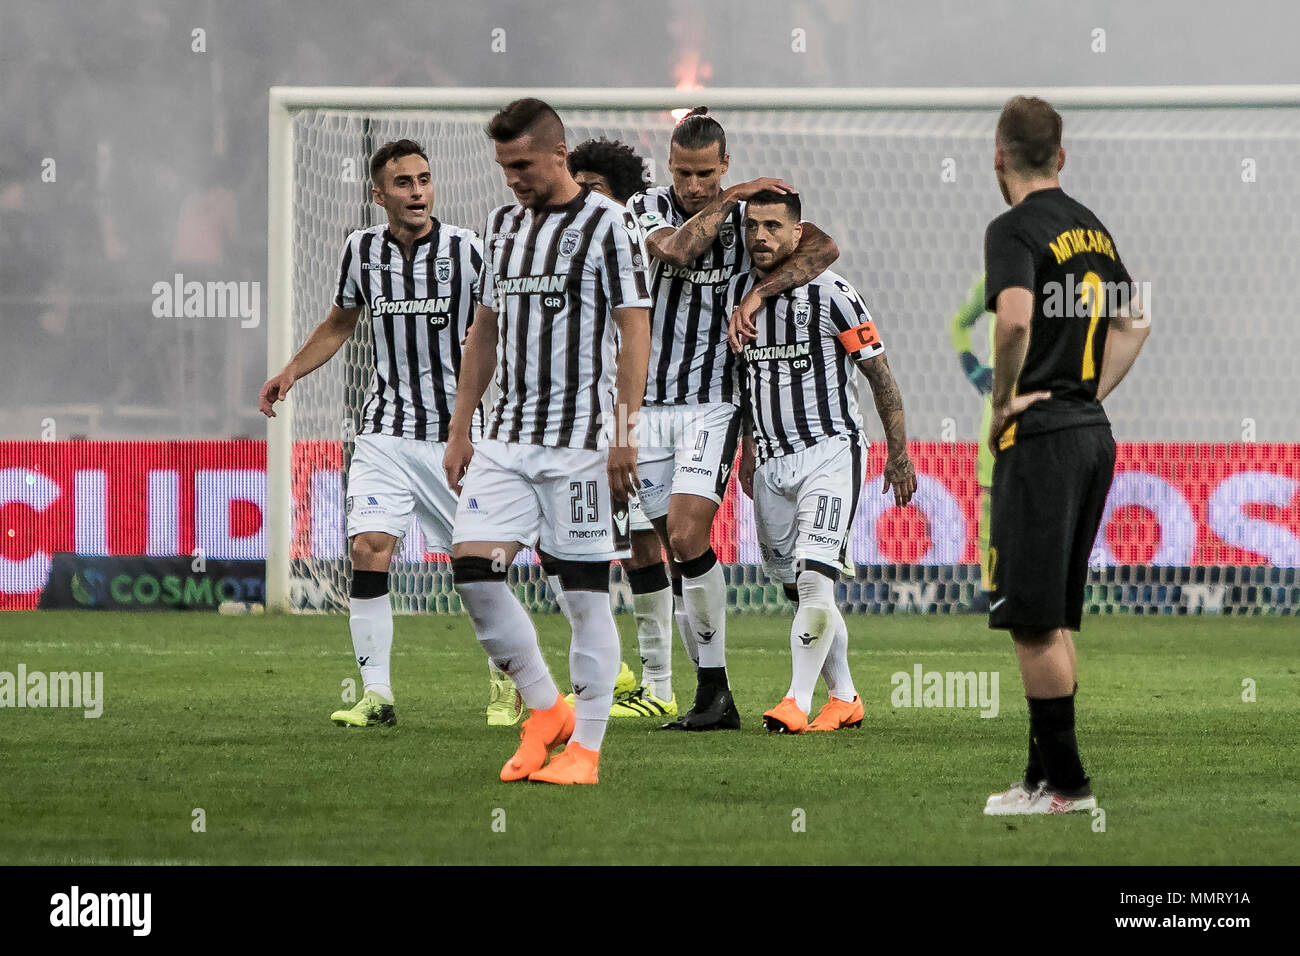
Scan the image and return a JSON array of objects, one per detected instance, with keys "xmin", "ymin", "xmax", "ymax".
[{"xmin": 988, "ymin": 424, "xmax": 1116, "ymax": 632}]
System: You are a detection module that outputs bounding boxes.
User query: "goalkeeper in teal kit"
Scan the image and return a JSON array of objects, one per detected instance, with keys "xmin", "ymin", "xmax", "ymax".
[{"xmin": 950, "ymin": 275, "xmax": 994, "ymax": 611}]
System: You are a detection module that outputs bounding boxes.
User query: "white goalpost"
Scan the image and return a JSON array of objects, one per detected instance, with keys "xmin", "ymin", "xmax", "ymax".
[{"xmin": 266, "ymin": 86, "xmax": 1300, "ymax": 614}]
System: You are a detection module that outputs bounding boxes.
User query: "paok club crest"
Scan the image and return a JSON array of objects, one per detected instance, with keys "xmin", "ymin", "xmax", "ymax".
[
  {"xmin": 718, "ymin": 223, "xmax": 736, "ymax": 250},
  {"xmin": 559, "ymin": 228, "xmax": 582, "ymax": 258},
  {"xmin": 793, "ymin": 301, "xmax": 812, "ymax": 329},
  {"xmin": 434, "ymin": 257, "xmax": 453, "ymax": 284}
]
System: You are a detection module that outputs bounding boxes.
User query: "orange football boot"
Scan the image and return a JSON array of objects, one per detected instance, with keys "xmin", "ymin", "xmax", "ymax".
[
  {"xmin": 762, "ymin": 697, "xmax": 809, "ymax": 734},
  {"xmin": 500, "ymin": 694, "xmax": 575, "ymax": 781},
  {"xmin": 528, "ymin": 741, "xmax": 600, "ymax": 785},
  {"xmin": 807, "ymin": 695, "xmax": 864, "ymax": 731}
]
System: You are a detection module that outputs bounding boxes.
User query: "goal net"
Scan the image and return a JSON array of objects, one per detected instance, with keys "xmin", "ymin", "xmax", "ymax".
[{"xmin": 268, "ymin": 88, "xmax": 1300, "ymax": 615}]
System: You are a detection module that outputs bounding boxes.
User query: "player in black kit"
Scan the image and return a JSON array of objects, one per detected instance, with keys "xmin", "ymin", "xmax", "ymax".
[{"xmin": 980, "ymin": 96, "xmax": 1151, "ymax": 815}]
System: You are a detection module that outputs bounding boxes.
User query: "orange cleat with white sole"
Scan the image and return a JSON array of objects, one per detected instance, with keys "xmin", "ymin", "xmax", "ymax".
[
  {"xmin": 500, "ymin": 695, "xmax": 575, "ymax": 782},
  {"xmin": 762, "ymin": 697, "xmax": 809, "ymax": 734},
  {"xmin": 528, "ymin": 741, "xmax": 600, "ymax": 785},
  {"xmin": 806, "ymin": 695, "xmax": 864, "ymax": 732}
]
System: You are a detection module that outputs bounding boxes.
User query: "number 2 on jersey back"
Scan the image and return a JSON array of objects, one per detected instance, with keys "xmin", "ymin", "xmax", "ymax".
[{"xmin": 1079, "ymin": 271, "xmax": 1103, "ymax": 381}]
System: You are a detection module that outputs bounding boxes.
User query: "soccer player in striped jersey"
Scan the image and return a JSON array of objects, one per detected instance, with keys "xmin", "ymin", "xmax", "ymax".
[
  {"xmin": 567, "ymin": 138, "xmax": 683, "ymax": 715},
  {"xmin": 444, "ymin": 99, "xmax": 652, "ymax": 785},
  {"xmin": 629, "ymin": 108, "xmax": 841, "ymax": 731},
  {"xmin": 727, "ymin": 190, "xmax": 916, "ymax": 734},
  {"xmin": 258, "ymin": 140, "xmax": 491, "ymax": 728},
  {"xmin": 479, "ymin": 139, "xmax": 655, "ymax": 724}
]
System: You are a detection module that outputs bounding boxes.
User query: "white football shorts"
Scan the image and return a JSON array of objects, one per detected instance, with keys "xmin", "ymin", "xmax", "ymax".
[
  {"xmin": 345, "ymin": 432, "xmax": 459, "ymax": 553},
  {"xmin": 753, "ymin": 433, "xmax": 866, "ymax": 584},
  {"xmin": 636, "ymin": 402, "xmax": 741, "ymax": 520},
  {"xmin": 452, "ymin": 439, "xmax": 631, "ymax": 562}
]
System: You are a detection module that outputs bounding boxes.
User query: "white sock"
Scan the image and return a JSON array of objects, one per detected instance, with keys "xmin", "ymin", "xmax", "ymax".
[
  {"xmin": 547, "ymin": 572, "xmax": 571, "ymax": 620},
  {"xmin": 787, "ymin": 571, "xmax": 838, "ymax": 713},
  {"xmin": 680, "ymin": 550, "xmax": 727, "ymax": 670},
  {"xmin": 632, "ymin": 584, "xmax": 673, "ymax": 699},
  {"xmin": 456, "ymin": 580, "xmax": 558, "ymax": 710},
  {"xmin": 349, "ymin": 594, "xmax": 394, "ymax": 699},
  {"xmin": 820, "ymin": 610, "xmax": 856, "ymax": 703},
  {"xmin": 673, "ymin": 579, "xmax": 698, "ymax": 669},
  {"xmin": 564, "ymin": 589, "xmax": 620, "ymax": 751}
]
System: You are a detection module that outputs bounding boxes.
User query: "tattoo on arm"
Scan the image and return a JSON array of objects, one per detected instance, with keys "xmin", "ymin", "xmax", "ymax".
[
  {"xmin": 748, "ymin": 222, "xmax": 838, "ymax": 298},
  {"xmin": 859, "ymin": 353, "xmax": 907, "ymax": 456},
  {"xmin": 650, "ymin": 197, "xmax": 738, "ymax": 265}
]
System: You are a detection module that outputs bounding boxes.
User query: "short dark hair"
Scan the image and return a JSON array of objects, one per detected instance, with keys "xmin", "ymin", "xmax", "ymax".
[
  {"xmin": 567, "ymin": 138, "xmax": 652, "ymax": 204},
  {"xmin": 996, "ymin": 96, "xmax": 1062, "ymax": 175},
  {"xmin": 747, "ymin": 189, "xmax": 800, "ymax": 221},
  {"xmin": 670, "ymin": 106, "xmax": 726, "ymax": 158},
  {"xmin": 486, "ymin": 97, "xmax": 566, "ymax": 148},
  {"xmin": 369, "ymin": 139, "xmax": 428, "ymax": 185}
]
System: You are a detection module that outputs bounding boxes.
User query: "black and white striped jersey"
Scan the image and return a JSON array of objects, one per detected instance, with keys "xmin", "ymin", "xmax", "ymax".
[
  {"xmin": 728, "ymin": 269, "xmax": 885, "ymax": 462},
  {"xmin": 333, "ymin": 220, "xmax": 483, "ymax": 442},
  {"xmin": 480, "ymin": 188, "xmax": 652, "ymax": 450},
  {"xmin": 627, "ymin": 186, "xmax": 748, "ymax": 407}
]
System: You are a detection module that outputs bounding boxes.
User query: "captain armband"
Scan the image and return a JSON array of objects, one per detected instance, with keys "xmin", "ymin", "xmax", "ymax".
[{"xmin": 836, "ymin": 320, "xmax": 883, "ymax": 355}]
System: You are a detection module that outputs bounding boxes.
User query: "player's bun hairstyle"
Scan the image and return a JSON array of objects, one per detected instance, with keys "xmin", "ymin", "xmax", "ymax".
[
  {"xmin": 671, "ymin": 106, "xmax": 727, "ymax": 158},
  {"xmin": 567, "ymin": 138, "xmax": 652, "ymax": 204},
  {"xmin": 996, "ymin": 95, "xmax": 1063, "ymax": 175},
  {"xmin": 747, "ymin": 188, "xmax": 801, "ymax": 221},
  {"xmin": 369, "ymin": 139, "xmax": 429, "ymax": 185},
  {"xmin": 486, "ymin": 97, "xmax": 566, "ymax": 148}
]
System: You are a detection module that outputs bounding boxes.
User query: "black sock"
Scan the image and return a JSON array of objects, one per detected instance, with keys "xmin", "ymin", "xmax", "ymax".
[
  {"xmin": 697, "ymin": 665, "xmax": 729, "ymax": 691},
  {"xmin": 1027, "ymin": 694, "xmax": 1090, "ymax": 796},
  {"xmin": 626, "ymin": 561, "xmax": 670, "ymax": 594},
  {"xmin": 350, "ymin": 569, "xmax": 389, "ymax": 599},
  {"xmin": 1023, "ymin": 717, "xmax": 1045, "ymax": 786}
]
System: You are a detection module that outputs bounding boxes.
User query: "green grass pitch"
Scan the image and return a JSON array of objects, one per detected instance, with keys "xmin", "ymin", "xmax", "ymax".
[{"xmin": 2, "ymin": 610, "xmax": 1296, "ymax": 865}]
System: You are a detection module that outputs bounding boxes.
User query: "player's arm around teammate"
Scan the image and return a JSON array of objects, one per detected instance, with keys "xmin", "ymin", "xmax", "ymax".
[
  {"xmin": 726, "ymin": 221, "xmax": 840, "ymax": 353},
  {"xmin": 634, "ymin": 111, "xmax": 844, "ymax": 730},
  {"xmin": 644, "ymin": 174, "xmax": 795, "ymax": 266}
]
